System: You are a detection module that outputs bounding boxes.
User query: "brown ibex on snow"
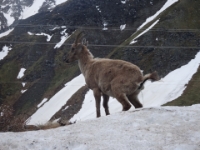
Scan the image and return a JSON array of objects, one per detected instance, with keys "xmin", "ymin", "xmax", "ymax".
[{"xmin": 65, "ymin": 32, "xmax": 159, "ymax": 118}]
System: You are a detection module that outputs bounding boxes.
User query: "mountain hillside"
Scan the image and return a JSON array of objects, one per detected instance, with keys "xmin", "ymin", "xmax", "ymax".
[
  {"xmin": 0, "ymin": 0, "xmax": 200, "ymax": 131},
  {"xmin": 0, "ymin": 0, "xmax": 68, "ymax": 32}
]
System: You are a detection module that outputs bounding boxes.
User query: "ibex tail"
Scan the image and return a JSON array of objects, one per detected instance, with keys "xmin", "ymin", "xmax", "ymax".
[{"xmin": 138, "ymin": 71, "xmax": 160, "ymax": 90}]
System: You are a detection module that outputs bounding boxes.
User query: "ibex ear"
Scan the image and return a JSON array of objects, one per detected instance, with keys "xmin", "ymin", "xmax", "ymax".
[{"xmin": 82, "ymin": 38, "xmax": 88, "ymax": 46}]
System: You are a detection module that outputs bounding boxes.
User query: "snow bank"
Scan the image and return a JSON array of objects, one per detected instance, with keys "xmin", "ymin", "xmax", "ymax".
[
  {"xmin": 1, "ymin": 105, "xmax": 200, "ymax": 150},
  {"xmin": 27, "ymin": 75, "xmax": 85, "ymax": 125}
]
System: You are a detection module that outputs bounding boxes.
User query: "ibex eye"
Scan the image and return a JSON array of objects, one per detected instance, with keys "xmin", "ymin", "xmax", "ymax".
[{"xmin": 72, "ymin": 48, "xmax": 75, "ymax": 51}]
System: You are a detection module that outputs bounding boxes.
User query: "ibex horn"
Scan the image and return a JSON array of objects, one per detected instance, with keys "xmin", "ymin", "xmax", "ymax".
[{"xmin": 75, "ymin": 31, "xmax": 85, "ymax": 45}]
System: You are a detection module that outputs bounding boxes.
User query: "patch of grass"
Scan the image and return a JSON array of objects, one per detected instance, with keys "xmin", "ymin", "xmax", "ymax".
[
  {"xmin": 164, "ymin": 66, "xmax": 200, "ymax": 106},
  {"xmin": 0, "ymin": 60, "xmax": 21, "ymax": 104}
]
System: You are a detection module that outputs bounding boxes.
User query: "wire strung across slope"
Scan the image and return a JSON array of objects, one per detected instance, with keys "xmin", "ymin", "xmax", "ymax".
[
  {"xmin": 0, "ymin": 41, "xmax": 199, "ymax": 49},
  {"xmin": 14, "ymin": 24, "xmax": 200, "ymax": 32}
]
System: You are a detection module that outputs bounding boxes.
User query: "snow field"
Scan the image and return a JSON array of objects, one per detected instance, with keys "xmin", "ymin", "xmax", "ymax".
[{"xmin": 1, "ymin": 105, "xmax": 200, "ymax": 150}]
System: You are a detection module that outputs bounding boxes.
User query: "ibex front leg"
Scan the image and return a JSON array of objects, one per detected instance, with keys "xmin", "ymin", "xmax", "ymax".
[{"xmin": 93, "ymin": 88, "xmax": 101, "ymax": 118}]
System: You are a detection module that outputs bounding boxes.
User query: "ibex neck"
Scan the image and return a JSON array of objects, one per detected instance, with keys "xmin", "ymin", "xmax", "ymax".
[{"xmin": 78, "ymin": 49, "xmax": 94, "ymax": 75}]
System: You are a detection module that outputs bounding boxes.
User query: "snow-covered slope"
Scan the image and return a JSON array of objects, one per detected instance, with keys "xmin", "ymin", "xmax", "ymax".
[
  {"xmin": 27, "ymin": 75, "xmax": 85, "ymax": 125},
  {"xmin": 1, "ymin": 105, "xmax": 200, "ymax": 150}
]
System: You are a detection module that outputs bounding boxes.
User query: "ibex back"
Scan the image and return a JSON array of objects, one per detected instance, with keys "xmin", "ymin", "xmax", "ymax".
[{"xmin": 65, "ymin": 32, "xmax": 159, "ymax": 118}]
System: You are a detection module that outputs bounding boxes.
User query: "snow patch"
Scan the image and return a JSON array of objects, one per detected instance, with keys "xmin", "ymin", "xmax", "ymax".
[
  {"xmin": 103, "ymin": 22, "xmax": 108, "ymax": 30},
  {"xmin": 120, "ymin": 24, "xmax": 126, "ymax": 31},
  {"xmin": 17, "ymin": 68, "xmax": 26, "ymax": 79},
  {"xmin": 35, "ymin": 33, "xmax": 53, "ymax": 42},
  {"xmin": 96, "ymin": 6, "xmax": 101, "ymax": 13},
  {"xmin": 130, "ymin": 19, "xmax": 159, "ymax": 44},
  {"xmin": 54, "ymin": 30, "xmax": 70, "ymax": 49},
  {"xmin": 121, "ymin": 0, "xmax": 126, "ymax": 4},
  {"xmin": 28, "ymin": 32, "xmax": 53, "ymax": 42},
  {"xmin": 0, "ymin": 45, "xmax": 12, "ymax": 60},
  {"xmin": 27, "ymin": 32, "xmax": 34, "ymax": 35},
  {"xmin": 62, "ymin": 106, "xmax": 69, "ymax": 111},
  {"xmin": 22, "ymin": 82, "xmax": 26, "ymax": 87},
  {"xmin": 21, "ymin": 89, "xmax": 27, "ymax": 93},
  {"xmin": 130, "ymin": 40, "xmax": 137, "ymax": 45}
]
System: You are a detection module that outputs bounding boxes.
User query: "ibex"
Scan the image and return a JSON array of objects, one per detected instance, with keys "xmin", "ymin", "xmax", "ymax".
[{"xmin": 65, "ymin": 32, "xmax": 159, "ymax": 118}]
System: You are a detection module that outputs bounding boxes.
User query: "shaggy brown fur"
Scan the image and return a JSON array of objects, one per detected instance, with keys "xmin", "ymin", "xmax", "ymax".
[{"xmin": 65, "ymin": 32, "xmax": 160, "ymax": 117}]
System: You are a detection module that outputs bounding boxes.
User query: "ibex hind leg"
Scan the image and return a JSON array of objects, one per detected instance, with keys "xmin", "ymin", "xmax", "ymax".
[
  {"xmin": 102, "ymin": 94, "xmax": 110, "ymax": 115},
  {"xmin": 115, "ymin": 93, "xmax": 131, "ymax": 111},
  {"xmin": 127, "ymin": 92, "xmax": 143, "ymax": 108},
  {"xmin": 93, "ymin": 88, "xmax": 101, "ymax": 118}
]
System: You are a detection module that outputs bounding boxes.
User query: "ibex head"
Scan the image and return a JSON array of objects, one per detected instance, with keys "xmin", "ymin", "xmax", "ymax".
[{"xmin": 65, "ymin": 31, "xmax": 88, "ymax": 63}]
